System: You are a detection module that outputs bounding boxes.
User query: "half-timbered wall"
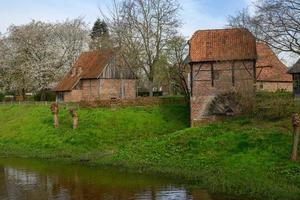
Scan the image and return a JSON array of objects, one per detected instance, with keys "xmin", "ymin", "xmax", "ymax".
[
  {"xmin": 99, "ymin": 58, "xmax": 135, "ymax": 79},
  {"xmin": 62, "ymin": 79, "xmax": 136, "ymax": 102},
  {"xmin": 190, "ymin": 60, "xmax": 256, "ymax": 125}
]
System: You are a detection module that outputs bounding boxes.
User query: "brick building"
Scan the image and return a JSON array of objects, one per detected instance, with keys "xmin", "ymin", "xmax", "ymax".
[
  {"xmin": 256, "ymin": 43, "xmax": 293, "ymax": 92},
  {"xmin": 189, "ymin": 28, "xmax": 257, "ymax": 126},
  {"xmin": 288, "ymin": 59, "xmax": 300, "ymax": 99},
  {"xmin": 53, "ymin": 49, "xmax": 137, "ymax": 102}
]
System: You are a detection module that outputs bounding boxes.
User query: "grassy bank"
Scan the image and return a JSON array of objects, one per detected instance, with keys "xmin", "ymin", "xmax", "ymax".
[{"xmin": 0, "ymin": 94, "xmax": 300, "ymax": 199}]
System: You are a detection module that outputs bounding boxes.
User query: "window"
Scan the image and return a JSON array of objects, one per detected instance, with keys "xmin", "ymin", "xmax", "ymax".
[{"xmin": 57, "ymin": 92, "xmax": 64, "ymax": 102}]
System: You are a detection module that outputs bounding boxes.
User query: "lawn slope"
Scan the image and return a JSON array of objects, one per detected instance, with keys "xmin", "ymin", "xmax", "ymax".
[{"xmin": 0, "ymin": 94, "xmax": 300, "ymax": 200}]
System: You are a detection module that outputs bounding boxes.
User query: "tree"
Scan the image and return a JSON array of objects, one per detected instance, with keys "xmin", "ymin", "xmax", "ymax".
[
  {"xmin": 0, "ymin": 18, "xmax": 88, "ymax": 98},
  {"xmin": 90, "ymin": 18, "xmax": 111, "ymax": 49},
  {"xmin": 102, "ymin": 0, "xmax": 182, "ymax": 96},
  {"xmin": 227, "ymin": 0, "xmax": 300, "ymax": 56},
  {"xmin": 91, "ymin": 18, "xmax": 109, "ymax": 39},
  {"xmin": 165, "ymin": 36, "xmax": 190, "ymax": 96}
]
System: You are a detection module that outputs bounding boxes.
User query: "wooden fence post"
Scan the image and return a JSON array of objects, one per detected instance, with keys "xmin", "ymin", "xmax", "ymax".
[
  {"xmin": 69, "ymin": 108, "xmax": 78, "ymax": 129},
  {"xmin": 50, "ymin": 103, "xmax": 59, "ymax": 128},
  {"xmin": 291, "ymin": 113, "xmax": 300, "ymax": 161}
]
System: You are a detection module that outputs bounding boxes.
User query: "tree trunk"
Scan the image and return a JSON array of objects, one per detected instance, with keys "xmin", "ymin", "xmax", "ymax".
[
  {"xmin": 41, "ymin": 90, "xmax": 46, "ymax": 101},
  {"xmin": 148, "ymin": 79, "xmax": 153, "ymax": 97},
  {"xmin": 291, "ymin": 114, "xmax": 300, "ymax": 161},
  {"xmin": 22, "ymin": 88, "xmax": 26, "ymax": 100}
]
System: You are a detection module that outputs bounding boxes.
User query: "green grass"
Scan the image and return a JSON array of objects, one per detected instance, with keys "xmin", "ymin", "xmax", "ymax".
[
  {"xmin": 0, "ymin": 104, "xmax": 190, "ymax": 159},
  {"xmin": 0, "ymin": 93, "xmax": 300, "ymax": 199}
]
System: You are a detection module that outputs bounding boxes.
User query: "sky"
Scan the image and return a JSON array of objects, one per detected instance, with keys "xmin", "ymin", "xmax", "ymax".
[
  {"xmin": 1, "ymin": 0, "xmax": 298, "ymax": 65},
  {"xmin": 0, "ymin": 0, "xmax": 254, "ymax": 38}
]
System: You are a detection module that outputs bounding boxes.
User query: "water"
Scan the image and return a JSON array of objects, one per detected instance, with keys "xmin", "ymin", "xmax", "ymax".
[{"xmin": 0, "ymin": 158, "xmax": 240, "ymax": 200}]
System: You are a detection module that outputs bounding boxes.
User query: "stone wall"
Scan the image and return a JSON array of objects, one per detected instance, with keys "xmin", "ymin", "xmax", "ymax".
[
  {"xmin": 256, "ymin": 81, "xmax": 293, "ymax": 92},
  {"xmin": 190, "ymin": 60, "xmax": 255, "ymax": 126}
]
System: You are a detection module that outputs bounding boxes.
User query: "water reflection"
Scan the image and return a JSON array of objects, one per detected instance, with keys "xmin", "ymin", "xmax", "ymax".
[{"xmin": 0, "ymin": 159, "xmax": 237, "ymax": 200}]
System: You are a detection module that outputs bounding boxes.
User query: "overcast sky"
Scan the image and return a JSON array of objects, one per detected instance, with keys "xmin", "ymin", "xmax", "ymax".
[{"xmin": 0, "ymin": 0, "xmax": 254, "ymax": 38}]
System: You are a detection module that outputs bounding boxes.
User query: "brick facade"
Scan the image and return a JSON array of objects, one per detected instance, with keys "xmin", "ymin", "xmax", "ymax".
[
  {"xmin": 256, "ymin": 81, "xmax": 293, "ymax": 92},
  {"xmin": 63, "ymin": 79, "xmax": 136, "ymax": 102},
  {"xmin": 190, "ymin": 61, "xmax": 255, "ymax": 125},
  {"xmin": 54, "ymin": 49, "xmax": 137, "ymax": 102},
  {"xmin": 256, "ymin": 43, "xmax": 292, "ymax": 92},
  {"xmin": 189, "ymin": 28, "xmax": 257, "ymax": 126}
]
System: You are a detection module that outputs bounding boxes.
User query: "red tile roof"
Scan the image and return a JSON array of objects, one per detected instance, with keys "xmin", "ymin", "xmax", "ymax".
[
  {"xmin": 53, "ymin": 49, "xmax": 115, "ymax": 92},
  {"xmin": 256, "ymin": 43, "xmax": 292, "ymax": 82},
  {"xmin": 189, "ymin": 28, "xmax": 257, "ymax": 62}
]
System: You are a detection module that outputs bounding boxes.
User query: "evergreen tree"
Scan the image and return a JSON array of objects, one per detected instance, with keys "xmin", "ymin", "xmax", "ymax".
[
  {"xmin": 90, "ymin": 18, "xmax": 109, "ymax": 40},
  {"xmin": 90, "ymin": 18, "xmax": 110, "ymax": 49}
]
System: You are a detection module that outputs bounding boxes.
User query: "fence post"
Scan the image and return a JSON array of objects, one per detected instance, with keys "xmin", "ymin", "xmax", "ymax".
[
  {"xmin": 50, "ymin": 103, "xmax": 59, "ymax": 128},
  {"xmin": 69, "ymin": 108, "xmax": 78, "ymax": 129},
  {"xmin": 291, "ymin": 113, "xmax": 300, "ymax": 161}
]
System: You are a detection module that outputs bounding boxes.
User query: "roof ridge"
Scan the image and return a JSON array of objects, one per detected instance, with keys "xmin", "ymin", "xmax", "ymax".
[{"xmin": 190, "ymin": 27, "xmax": 251, "ymax": 40}]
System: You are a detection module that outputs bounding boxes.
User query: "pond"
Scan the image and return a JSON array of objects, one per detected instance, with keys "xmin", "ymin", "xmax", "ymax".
[{"xmin": 0, "ymin": 158, "xmax": 241, "ymax": 200}]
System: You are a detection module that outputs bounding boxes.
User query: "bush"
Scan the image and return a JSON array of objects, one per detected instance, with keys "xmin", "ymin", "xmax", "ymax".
[
  {"xmin": 4, "ymin": 95, "xmax": 14, "ymax": 102},
  {"xmin": 34, "ymin": 90, "xmax": 56, "ymax": 101},
  {"xmin": 138, "ymin": 91, "xmax": 163, "ymax": 97},
  {"xmin": 0, "ymin": 93, "xmax": 4, "ymax": 102},
  {"xmin": 254, "ymin": 91, "xmax": 299, "ymax": 120}
]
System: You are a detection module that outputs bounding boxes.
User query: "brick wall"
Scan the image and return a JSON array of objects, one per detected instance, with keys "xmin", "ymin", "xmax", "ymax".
[
  {"xmin": 79, "ymin": 97, "xmax": 188, "ymax": 108},
  {"xmin": 64, "ymin": 90, "xmax": 83, "ymax": 102},
  {"xmin": 256, "ymin": 81, "xmax": 293, "ymax": 92},
  {"xmin": 63, "ymin": 78, "xmax": 136, "ymax": 102},
  {"xmin": 191, "ymin": 60, "xmax": 255, "ymax": 126}
]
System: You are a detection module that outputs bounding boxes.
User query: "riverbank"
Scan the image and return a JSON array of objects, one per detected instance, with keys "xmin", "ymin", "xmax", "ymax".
[{"xmin": 0, "ymin": 93, "xmax": 300, "ymax": 200}]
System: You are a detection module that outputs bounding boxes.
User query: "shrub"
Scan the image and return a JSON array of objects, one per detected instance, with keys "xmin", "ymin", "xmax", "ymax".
[
  {"xmin": 254, "ymin": 91, "xmax": 299, "ymax": 120},
  {"xmin": 138, "ymin": 91, "xmax": 163, "ymax": 97},
  {"xmin": 4, "ymin": 95, "xmax": 14, "ymax": 102},
  {"xmin": 34, "ymin": 90, "xmax": 56, "ymax": 101},
  {"xmin": 0, "ymin": 93, "xmax": 4, "ymax": 102}
]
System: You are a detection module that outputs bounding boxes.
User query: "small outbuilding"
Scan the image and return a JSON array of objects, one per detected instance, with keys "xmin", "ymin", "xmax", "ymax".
[
  {"xmin": 189, "ymin": 28, "xmax": 257, "ymax": 126},
  {"xmin": 256, "ymin": 42, "xmax": 293, "ymax": 92},
  {"xmin": 288, "ymin": 59, "xmax": 300, "ymax": 98},
  {"xmin": 53, "ymin": 48, "xmax": 137, "ymax": 102}
]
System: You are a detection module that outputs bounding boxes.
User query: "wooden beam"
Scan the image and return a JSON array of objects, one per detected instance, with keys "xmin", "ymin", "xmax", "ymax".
[
  {"xmin": 232, "ymin": 61, "xmax": 235, "ymax": 86},
  {"xmin": 190, "ymin": 63, "xmax": 193, "ymax": 97},
  {"xmin": 211, "ymin": 63, "xmax": 214, "ymax": 87}
]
